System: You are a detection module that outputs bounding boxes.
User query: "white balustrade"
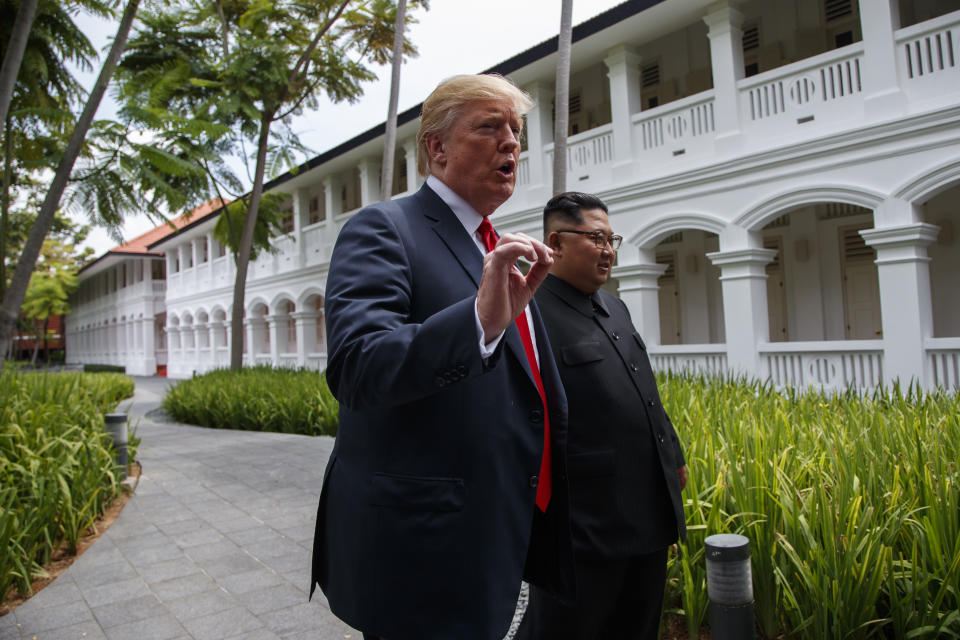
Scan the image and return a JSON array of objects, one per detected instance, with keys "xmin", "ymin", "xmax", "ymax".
[
  {"xmin": 634, "ymin": 93, "xmax": 716, "ymax": 151},
  {"xmin": 898, "ymin": 12, "xmax": 959, "ymax": 81},
  {"xmin": 306, "ymin": 354, "xmax": 327, "ymax": 371},
  {"xmin": 926, "ymin": 337, "xmax": 960, "ymax": 391},
  {"xmin": 739, "ymin": 46, "xmax": 864, "ymax": 123},
  {"xmin": 760, "ymin": 340, "xmax": 883, "ymax": 391},
  {"xmin": 303, "ymin": 224, "xmax": 327, "ymax": 265},
  {"xmin": 516, "ymin": 154, "xmax": 530, "ymax": 187},
  {"xmin": 648, "ymin": 344, "xmax": 728, "ymax": 377},
  {"xmin": 545, "ymin": 124, "xmax": 615, "ymax": 175}
]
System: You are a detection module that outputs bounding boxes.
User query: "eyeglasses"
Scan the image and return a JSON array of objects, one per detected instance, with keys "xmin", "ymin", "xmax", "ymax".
[{"xmin": 555, "ymin": 229, "xmax": 623, "ymax": 250}]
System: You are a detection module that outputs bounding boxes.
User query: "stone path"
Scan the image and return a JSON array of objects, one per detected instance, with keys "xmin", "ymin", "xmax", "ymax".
[{"xmin": 0, "ymin": 376, "xmax": 359, "ymax": 640}]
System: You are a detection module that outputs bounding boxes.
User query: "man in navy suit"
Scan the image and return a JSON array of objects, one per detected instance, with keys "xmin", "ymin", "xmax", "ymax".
[{"xmin": 311, "ymin": 74, "xmax": 574, "ymax": 640}]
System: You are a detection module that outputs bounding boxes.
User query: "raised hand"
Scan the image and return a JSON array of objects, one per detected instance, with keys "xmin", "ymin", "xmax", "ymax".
[{"xmin": 476, "ymin": 232, "xmax": 553, "ymax": 343}]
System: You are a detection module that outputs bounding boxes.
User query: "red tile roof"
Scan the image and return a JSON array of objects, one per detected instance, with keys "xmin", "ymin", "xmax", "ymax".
[{"xmin": 111, "ymin": 198, "xmax": 226, "ymax": 255}]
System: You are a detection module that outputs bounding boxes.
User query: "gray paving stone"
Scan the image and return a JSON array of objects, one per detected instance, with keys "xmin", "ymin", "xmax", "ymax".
[
  {"xmin": 82, "ymin": 576, "xmax": 151, "ymax": 608},
  {"xmin": 173, "ymin": 528, "xmax": 227, "ymax": 549},
  {"xmin": 138, "ymin": 557, "xmax": 203, "ymax": 585},
  {"xmin": 17, "ymin": 578, "xmax": 82, "ymax": 610},
  {"xmin": 195, "ymin": 551, "xmax": 264, "ymax": 579},
  {"xmin": 0, "ymin": 615, "xmax": 20, "ymax": 640},
  {"xmin": 261, "ymin": 551, "xmax": 307, "ymax": 574},
  {"xmin": 216, "ymin": 567, "xmax": 285, "ymax": 596},
  {"xmin": 14, "ymin": 600, "xmax": 93, "ymax": 636},
  {"xmin": 72, "ymin": 560, "xmax": 139, "ymax": 590},
  {"xmin": 224, "ymin": 528, "xmax": 271, "ymax": 547},
  {"xmin": 236, "ymin": 583, "xmax": 306, "ymax": 616},
  {"xmin": 151, "ymin": 573, "xmax": 218, "ymax": 603},
  {"xmin": 181, "ymin": 608, "xmax": 264, "ymax": 640},
  {"xmin": 123, "ymin": 541, "xmax": 185, "ymax": 566},
  {"xmin": 259, "ymin": 602, "xmax": 351, "ymax": 638},
  {"xmin": 103, "ymin": 613, "xmax": 186, "ymax": 640},
  {"xmin": 156, "ymin": 516, "xmax": 209, "ymax": 537},
  {"xmin": 182, "ymin": 540, "xmax": 241, "ymax": 564},
  {"xmin": 165, "ymin": 589, "xmax": 234, "ymax": 622},
  {"xmin": 29, "ymin": 619, "xmax": 108, "ymax": 640},
  {"xmin": 92, "ymin": 593, "xmax": 166, "ymax": 628},
  {"xmin": 223, "ymin": 630, "xmax": 282, "ymax": 640}
]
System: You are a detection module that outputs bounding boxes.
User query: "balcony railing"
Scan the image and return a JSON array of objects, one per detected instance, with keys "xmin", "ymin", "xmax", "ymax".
[
  {"xmin": 926, "ymin": 337, "xmax": 960, "ymax": 391},
  {"xmin": 648, "ymin": 344, "xmax": 728, "ymax": 377},
  {"xmin": 633, "ymin": 92, "xmax": 716, "ymax": 153},
  {"xmin": 545, "ymin": 124, "xmax": 615, "ymax": 177},
  {"xmin": 760, "ymin": 340, "xmax": 883, "ymax": 391},
  {"xmin": 738, "ymin": 44, "xmax": 864, "ymax": 127},
  {"xmin": 897, "ymin": 11, "xmax": 960, "ymax": 100}
]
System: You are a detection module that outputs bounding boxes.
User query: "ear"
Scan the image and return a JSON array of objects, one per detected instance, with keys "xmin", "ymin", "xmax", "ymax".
[
  {"xmin": 424, "ymin": 133, "xmax": 446, "ymax": 170},
  {"xmin": 546, "ymin": 231, "xmax": 563, "ymax": 255}
]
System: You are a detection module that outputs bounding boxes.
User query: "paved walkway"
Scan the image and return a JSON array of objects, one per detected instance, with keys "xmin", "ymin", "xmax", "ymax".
[{"xmin": 1, "ymin": 376, "xmax": 359, "ymax": 640}]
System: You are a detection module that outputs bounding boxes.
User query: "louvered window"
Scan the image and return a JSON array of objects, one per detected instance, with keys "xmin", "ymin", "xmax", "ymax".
[
  {"xmin": 843, "ymin": 227, "xmax": 875, "ymax": 260},
  {"xmin": 642, "ymin": 63, "xmax": 660, "ymax": 88},
  {"xmin": 825, "ymin": 0, "xmax": 853, "ymax": 22},
  {"xmin": 656, "ymin": 252, "xmax": 676, "ymax": 280},
  {"xmin": 743, "ymin": 25, "xmax": 760, "ymax": 52}
]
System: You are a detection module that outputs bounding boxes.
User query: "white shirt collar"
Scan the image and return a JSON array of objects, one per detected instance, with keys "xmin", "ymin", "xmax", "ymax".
[{"xmin": 426, "ymin": 175, "xmax": 485, "ymax": 240}]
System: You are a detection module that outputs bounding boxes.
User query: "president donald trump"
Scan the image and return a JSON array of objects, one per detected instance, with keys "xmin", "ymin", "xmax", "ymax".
[{"xmin": 311, "ymin": 74, "xmax": 574, "ymax": 640}]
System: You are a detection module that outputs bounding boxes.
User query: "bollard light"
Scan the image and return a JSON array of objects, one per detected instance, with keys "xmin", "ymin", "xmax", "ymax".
[
  {"xmin": 705, "ymin": 533, "xmax": 755, "ymax": 639},
  {"xmin": 104, "ymin": 413, "xmax": 128, "ymax": 480}
]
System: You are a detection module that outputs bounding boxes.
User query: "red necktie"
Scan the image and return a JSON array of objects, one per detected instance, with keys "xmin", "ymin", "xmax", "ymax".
[{"xmin": 477, "ymin": 218, "xmax": 552, "ymax": 512}]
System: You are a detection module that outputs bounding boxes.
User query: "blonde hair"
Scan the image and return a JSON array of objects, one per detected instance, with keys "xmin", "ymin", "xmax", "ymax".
[{"xmin": 416, "ymin": 74, "xmax": 534, "ymax": 177}]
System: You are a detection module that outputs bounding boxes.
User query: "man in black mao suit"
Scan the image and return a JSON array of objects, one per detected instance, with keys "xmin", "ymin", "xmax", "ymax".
[
  {"xmin": 310, "ymin": 75, "xmax": 574, "ymax": 640},
  {"xmin": 517, "ymin": 192, "xmax": 687, "ymax": 640}
]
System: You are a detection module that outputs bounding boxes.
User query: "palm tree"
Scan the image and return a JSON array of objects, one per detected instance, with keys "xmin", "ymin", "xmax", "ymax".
[
  {"xmin": 1, "ymin": 0, "xmax": 107, "ymax": 299},
  {"xmin": 380, "ymin": 0, "xmax": 407, "ymax": 201},
  {"xmin": 0, "ymin": 0, "xmax": 142, "ymax": 359},
  {"xmin": 553, "ymin": 0, "xmax": 573, "ymax": 194}
]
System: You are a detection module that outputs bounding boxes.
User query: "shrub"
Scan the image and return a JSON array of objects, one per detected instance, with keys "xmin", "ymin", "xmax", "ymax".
[
  {"xmin": 0, "ymin": 370, "xmax": 136, "ymax": 600},
  {"xmin": 163, "ymin": 366, "xmax": 338, "ymax": 436},
  {"xmin": 82, "ymin": 363, "xmax": 126, "ymax": 373},
  {"xmin": 660, "ymin": 374, "xmax": 960, "ymax": 639}
]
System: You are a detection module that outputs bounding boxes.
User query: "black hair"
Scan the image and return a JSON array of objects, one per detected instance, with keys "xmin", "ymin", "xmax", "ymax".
[{"xmin": 543, "ymin": 192, "xmax": 609, "ymax": 236}]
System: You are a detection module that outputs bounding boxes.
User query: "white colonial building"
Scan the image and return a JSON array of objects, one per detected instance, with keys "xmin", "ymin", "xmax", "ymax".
[{"xmin": 68, "ymin": 0, "xmax": 960, "ymax": 392}]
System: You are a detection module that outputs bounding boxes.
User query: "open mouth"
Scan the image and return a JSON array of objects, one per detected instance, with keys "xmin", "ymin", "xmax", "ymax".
[
  {"xmin": 496, "ymin": 159, "xmax": 516, "ymax": 178},
  {"xmin": 598, "ymin": 261, "xmax": 611, "ymax": 273}
]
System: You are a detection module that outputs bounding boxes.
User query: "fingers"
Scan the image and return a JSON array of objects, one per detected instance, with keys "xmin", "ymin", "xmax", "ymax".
[{"xmin": 489, "ymin": 232, "xmax": 553, "ymax": 268}]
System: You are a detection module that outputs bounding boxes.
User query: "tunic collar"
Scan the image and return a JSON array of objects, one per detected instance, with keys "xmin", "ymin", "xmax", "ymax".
[{"xmin": 542, "ymin": 273, "xmax": 610, "ymax": 318}]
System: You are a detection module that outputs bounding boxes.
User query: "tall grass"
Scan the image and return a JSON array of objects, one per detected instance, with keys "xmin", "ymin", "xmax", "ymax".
[
  {"xmin": 660, "ymin": 374, "xmax": 960, "ymax": 639},
  {"xmin": 163, "ymin": 366, "xmax": 338, "ymax": 436},
  {"xmin": 0, "ymin": 370, "xmax": 135, "ymax": 601}
]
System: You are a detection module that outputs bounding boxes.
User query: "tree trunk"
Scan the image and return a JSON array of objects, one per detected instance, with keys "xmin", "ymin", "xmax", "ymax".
[
  {"xmin": 1, "ymin": 116, "xmax": 12, "ymax": 300},
  {"xmin": 42, "ymin": 316, "xmax": 49, "ymax": 365},
  {"xmin": 229, "ymin": 115, "xmax": 273, "ymax": 370},
  {"xmin": 30, "ymin": 321, "xmax": 39, "ymax": 367},
  {"xmin": 0, "ymin": 0, "xmax": 39, "ymax": 136},
  {"xmin": 0, "ymin": 0, "xmax": 142, "ymax": 358},
  {"xmin": 380, "ymin": 0, "xmax": 406, "ymax": 201},
  {"xmin": 552, "ymin": 0, "xmax": 573, "ymax": 195}
]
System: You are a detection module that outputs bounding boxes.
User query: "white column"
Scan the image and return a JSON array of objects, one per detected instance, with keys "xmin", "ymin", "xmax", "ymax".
[
  {"xmin": 293, "ymin": 311, "xmax": 316, "ymax": 368},
  {"xmin": 358, "ymin": 158, "xmax": 381, "ymax": 206},
  {"xmin": 604, "ymin": 46, "xmax": 642, "ymax": 175},
  {"xmin": 323, "ymin": 176, "xmax": 343, "ymax": 251},
  {"xmin": 403, "ymin": 140, "xmax": 420, "ymax": 193},
  {"xmin": 707, "ymin": 247, "xmax": 777, "ymax": 377},
  {"xmin": 703, "ymin": 3, "xmax": 745, "ymax": 145},
  {"xmin": 167, "ymin": 327, "xmax": 180, "ymax": 375},
  {"xmin": 858, "ymin": 0, "xmax": 907, "ymax": 118},
  {"xmin": 141, "ymin": 317, "xmax": 157, "ymax": 375},
  {"xmin": 612, "ymin": 263, "xmax": 668, "ymax": 345},
  {"xmin": 293, "ymin": 187, "xmax": 310, "ymax": 267},
  {"xmin": 245, "ymin": 319, "xmax": 257, "ymax": 367},
  {"xmin": 522, "ymin": 81, "xmax": 554, "ymax": 193},
  {"xmin": 860, "ymin": 222, "xmax": 939, "ymax": 388},
  {"xmin": 266, "ymin": 315, "xmax": 281, "ymax": 367},
  {"xmin": 209, "ymin": 321, "xmax": 223, "ymax": 369}
]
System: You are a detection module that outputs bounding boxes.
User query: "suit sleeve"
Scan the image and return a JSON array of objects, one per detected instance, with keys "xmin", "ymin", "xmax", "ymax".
[{"xmin": 324, "ymin": 205, "xmax": 494, "ymax": 411}]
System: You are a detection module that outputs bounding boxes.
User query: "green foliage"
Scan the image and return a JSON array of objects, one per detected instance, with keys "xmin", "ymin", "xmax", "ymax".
[
  {"xmin": 660, "ymin": 374, "xmax": 960, "ymax": 639},
  {"xmin": 0, "ymin": 370, "xmax": 135, "ymax": 600},
  {"xmin": 163, "ymin": 366, "xmax": 338, "ymax": 436}
]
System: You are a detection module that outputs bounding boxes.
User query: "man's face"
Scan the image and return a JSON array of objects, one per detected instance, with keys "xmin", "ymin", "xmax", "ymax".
[
  {"xmin": 426, "ymin": 98, "xmax": 522, "ymax": 216},
  {"xmin": 548, "ymin": 208, "xmax": 616, "ymax": 294}
]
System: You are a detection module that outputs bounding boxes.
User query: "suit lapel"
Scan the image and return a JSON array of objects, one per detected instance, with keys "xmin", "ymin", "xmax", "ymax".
[{"xmin": 416, "ymin": 185, "xmax": 534, "ymax": 385}]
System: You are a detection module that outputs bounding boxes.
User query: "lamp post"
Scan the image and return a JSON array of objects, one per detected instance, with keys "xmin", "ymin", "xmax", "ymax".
[
  {"xmin": 705, "ymin": 533, "xmax": 755, "ymax": 639},
  {"xmin": 104, "ymin": 413, "xmax": 128, "ymax": 480}
]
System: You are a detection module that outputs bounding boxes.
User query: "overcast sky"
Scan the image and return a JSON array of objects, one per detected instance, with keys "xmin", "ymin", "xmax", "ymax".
[{"xmin": 72, "ymin": 0, "xmax": 625, "ymax": 255}]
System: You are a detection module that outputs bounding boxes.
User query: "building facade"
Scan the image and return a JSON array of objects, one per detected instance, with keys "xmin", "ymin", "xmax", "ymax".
[{"xmin": 69, "ymin": 0, "xmax": 960, "ymax": 392}]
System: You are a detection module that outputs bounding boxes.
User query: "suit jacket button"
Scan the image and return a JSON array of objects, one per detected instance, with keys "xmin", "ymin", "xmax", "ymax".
[
  {"xmin": 612, "ymin": 331, "xmax": 620, "ymax": 340},
  {"xmin": 630, "ymin": 363, "xmax": 638, "ymax": 372},
  {"xmin": 529, "ymin": 409, "xmax": 543, "ymax": 423},
  {"xmin": 457, "ymin": 365, "xmax": 467, "ymax": 376},
  {"xmin": 648, "ymin": 399, "xmax": 656, "ymax": 407},
  {"xmin": 529, "ymin": 475, "xmax": 538, "ymax": 487}
]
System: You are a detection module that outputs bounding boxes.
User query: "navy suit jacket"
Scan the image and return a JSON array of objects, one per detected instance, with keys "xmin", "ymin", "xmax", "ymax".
[{"xmin": 311, "ymin": 185, "xmax": 574, "ymax": 640}]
